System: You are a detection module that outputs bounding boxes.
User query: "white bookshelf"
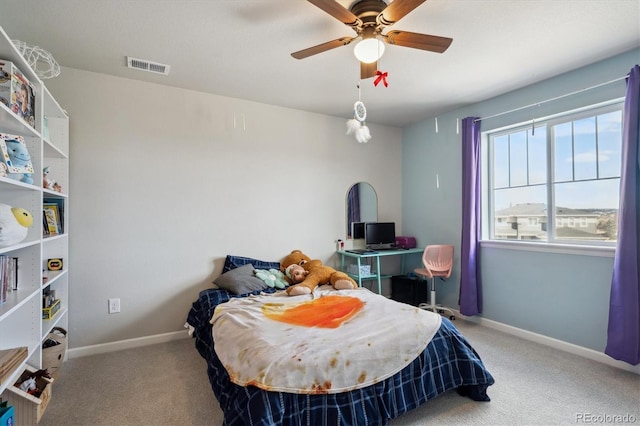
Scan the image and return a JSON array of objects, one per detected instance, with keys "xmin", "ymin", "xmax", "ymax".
[{"xmin": 0, "ymin": 25, "xmax": 69, "ymax": 395}]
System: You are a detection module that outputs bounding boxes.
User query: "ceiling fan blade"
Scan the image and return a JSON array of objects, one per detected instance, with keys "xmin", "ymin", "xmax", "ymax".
[
  {"xmin": 307, "ymin": 0, "xmax": 362, "ymax": 29},
  {"xmin": 378, "ymin": 0, "xmax": 427, "ymax": 26},
  {"xmin": 361, "ymin": 61, "xmax": 377, "ymax": 79},
  {"xmin": 384, "ymin": 30, "xmax": 452, "ymax": 53},
  {"xmin": 291, "ymin": 37, "xmax": 355, "ymax": 59}
]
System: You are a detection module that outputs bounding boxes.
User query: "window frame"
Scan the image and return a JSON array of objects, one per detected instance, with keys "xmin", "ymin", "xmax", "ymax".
[{"xmin": 480, "ymin": 99, "xmax": 623, "ymax": 256}]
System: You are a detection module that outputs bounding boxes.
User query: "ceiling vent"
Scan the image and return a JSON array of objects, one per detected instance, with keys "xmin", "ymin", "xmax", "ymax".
[{"xmin": 126, "ymin": 56, "xmax": 170, "ymax": 75}]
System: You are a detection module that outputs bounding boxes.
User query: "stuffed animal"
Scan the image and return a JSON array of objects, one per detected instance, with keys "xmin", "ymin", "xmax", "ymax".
[
  {"xmin": 255, "ymin": 268, "xmax": 288, "ymax": 289},
  {"xmin": 284, "ymin": 263, "xmax": 308, "ymax": 284},
  {"xmin": 43, "ymin": 166, "xmax": 55, "ymax": 189},
  {"xmin": 0, "ymin": 203, "xmax": 33, "ymax": 247},
  {"xmin": 280, "ymin": 249, "xmax": 357, "ymax": 296},
  {"xmin": 5, "ymin": 139, "xmax": 33, "ymax": 184}
]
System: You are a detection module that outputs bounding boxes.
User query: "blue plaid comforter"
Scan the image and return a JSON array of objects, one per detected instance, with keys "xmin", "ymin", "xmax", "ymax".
[{"xmin": 186, "ymin": 288, "xmax": 494, "ymax": 426}]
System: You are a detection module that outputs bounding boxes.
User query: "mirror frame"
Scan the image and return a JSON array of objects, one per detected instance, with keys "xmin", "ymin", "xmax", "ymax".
[{"xmin": 346, "ymin": 182, "xmax": 378, "ymax": 238}]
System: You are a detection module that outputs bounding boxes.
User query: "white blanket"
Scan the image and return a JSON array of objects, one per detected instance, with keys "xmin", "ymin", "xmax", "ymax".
[{"xmin": 211, "ymin": 286, "xmax": 442, "ymax": 394}]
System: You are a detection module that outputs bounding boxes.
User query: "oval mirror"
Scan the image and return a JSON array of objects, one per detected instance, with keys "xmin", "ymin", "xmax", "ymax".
[{"xmin": 346, "ymin": 182, "xmax": 377, "ymax": 238}]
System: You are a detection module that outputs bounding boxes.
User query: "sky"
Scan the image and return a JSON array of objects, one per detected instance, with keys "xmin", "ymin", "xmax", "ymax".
[{"xmin": 490, "ymin": 109, "xmax": 622, "ymax": 211}]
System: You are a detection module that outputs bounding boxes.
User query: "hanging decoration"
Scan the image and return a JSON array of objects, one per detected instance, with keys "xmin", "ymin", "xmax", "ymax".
[
  {"xmin": 12, "ymin": 40, "xmax": 60, "ymax": 79},
  {"xmin": 373, "ymin": 70, "xmax": 388, "ymax": 87},
  {"xmin": 346, "ymin": 83, "xmax": 371, "ymax": 143}
]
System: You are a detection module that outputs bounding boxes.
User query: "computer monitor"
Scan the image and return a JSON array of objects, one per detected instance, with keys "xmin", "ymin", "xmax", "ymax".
[
  {"xmin": 352, "ymin": 222, "xmax": 366, "ymax": 239},
  {"xmin": 365, "ymin": 222, "xmax": 396, "ymax": 248}
]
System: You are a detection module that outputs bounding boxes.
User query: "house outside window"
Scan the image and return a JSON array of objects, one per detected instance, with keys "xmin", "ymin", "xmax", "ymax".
[{"xmin": 484, "ymin": 102, "xmax": 622, "ymax": 246}]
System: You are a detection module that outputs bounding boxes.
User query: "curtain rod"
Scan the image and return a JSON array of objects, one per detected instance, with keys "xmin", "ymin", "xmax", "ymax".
[{"xmin": 473, "ymin": 75, "xmax": 628, "ymax": 123}]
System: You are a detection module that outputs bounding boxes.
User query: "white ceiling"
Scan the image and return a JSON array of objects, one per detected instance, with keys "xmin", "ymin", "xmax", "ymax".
[{"xmin": 1, "ymin": 0, "xmax": 639, "ymax": 127}]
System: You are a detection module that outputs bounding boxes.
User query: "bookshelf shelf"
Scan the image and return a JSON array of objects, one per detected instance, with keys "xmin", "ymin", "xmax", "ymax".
[{"xmin": 0, "ymin": 24, "xmax": 69, "ymax": 397}]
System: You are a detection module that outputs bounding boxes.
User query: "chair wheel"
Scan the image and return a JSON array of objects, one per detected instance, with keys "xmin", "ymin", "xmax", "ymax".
[{"xmin": 449, "ymin": 315, "xmax": 456, "ymax": 320}]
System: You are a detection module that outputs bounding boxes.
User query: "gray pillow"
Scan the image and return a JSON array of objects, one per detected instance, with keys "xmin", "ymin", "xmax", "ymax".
[{"xmin": 213, "ymin": 263, "xmax": 267, "ymax": 295}]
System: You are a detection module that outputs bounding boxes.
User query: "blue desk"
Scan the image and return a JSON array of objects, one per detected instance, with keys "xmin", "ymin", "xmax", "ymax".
[{"xmin": 337, "ymin": 248, "xmax": 424, "ymax": 295}]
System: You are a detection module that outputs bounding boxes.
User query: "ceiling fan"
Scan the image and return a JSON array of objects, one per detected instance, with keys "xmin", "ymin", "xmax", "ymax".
[{"xmin": 291, "ymin": 0, "xmax": 453, "ymax": 79}]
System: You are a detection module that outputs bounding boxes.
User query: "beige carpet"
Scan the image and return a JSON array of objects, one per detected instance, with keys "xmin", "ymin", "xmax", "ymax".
[{"xmin": 38, "ymin": 320, "xmax": 639, "ymax": 426}]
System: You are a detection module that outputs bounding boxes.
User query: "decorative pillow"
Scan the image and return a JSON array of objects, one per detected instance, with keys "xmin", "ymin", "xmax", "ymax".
[
  {"xmin": 214, "ymin": 264, "xmax": 268, "ymax": 295},
  {"xmin": 255, "ymin": 268, "xmax": 288, "ymax": 289},
  {"xmin": 222, "ymin": 255, "xmax": 281, "ymax": 274}
]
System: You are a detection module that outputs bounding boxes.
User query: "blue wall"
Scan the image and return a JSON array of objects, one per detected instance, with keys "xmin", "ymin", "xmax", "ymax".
[{"xmin": 402, "ymin": 49, "xmax": 640, "ymax": 352}]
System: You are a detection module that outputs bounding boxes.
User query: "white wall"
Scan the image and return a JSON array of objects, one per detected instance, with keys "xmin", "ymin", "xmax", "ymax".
[{"xmin": 45, "ymin": 68, "xmax": 403, "ymax": 349}]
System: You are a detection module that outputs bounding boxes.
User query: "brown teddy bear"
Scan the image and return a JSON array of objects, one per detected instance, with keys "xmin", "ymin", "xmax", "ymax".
[{"xmin": 281, "ymin": 249, "xmax": 357, "ymax": 296}]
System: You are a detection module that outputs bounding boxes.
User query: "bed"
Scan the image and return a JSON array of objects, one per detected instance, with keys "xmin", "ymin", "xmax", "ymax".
[{"xmin": 186, "ymin": 255, "xmax": 495, "ymax": 426}]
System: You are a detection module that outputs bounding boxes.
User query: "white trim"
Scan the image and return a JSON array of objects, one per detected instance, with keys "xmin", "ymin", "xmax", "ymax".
[
  {"xmin": 456, "ymin": 310, "xmax": 640, "ymax": 375},
  {"xmin": 67, "ymin": 330, "xmax": 189, "ymax": 359},
  {"xmin": 480, "ymin": 97, "xmax": 625, "ymax": 132},
  {"xmin": 480, "ymin": 240, "xmax": 615, "ymax": 257}
]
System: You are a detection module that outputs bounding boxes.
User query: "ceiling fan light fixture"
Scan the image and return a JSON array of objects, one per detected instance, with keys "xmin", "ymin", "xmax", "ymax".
[{"xmin": 353, "ymin": 37, "xmax": 385, "ymax": 63}]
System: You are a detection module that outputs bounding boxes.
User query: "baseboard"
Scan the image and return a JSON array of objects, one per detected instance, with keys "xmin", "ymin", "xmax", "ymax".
[
  {"xmin": 67, "ymin": 330, "xmax": 189, "ymax": 359},
  {"xmin": 67, "ymin": 316, "xmax": 639, "ymax": 375},
  {"xmin": 456, "ymin": 310, "xmax": 640, "ymax": 375}
]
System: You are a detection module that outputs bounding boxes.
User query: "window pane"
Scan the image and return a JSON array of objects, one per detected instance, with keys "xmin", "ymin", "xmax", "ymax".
[
  {"xmin": 554, "ymin": 179, "xmax": 619, "ymax": 242},
  {"xmin": 492, "ymin": 185, "xmax": 547, "ymax": 240},
  {"xmin": 598, "ymin": 111, "xmax": 622, "ymax": 178},
  {"xmin": 553, "ymin": 122, "xmax": 573, "ymax": 182},
  {"xmin": 493, "ymin": 135, "xmax": 509, "ymax": 188},
  {"xmin": 528, "ymin": 126, "xmax": 547, "ymax": 185},
  {"xmin": 573, "ymin": 117, "xmax": 597, "ymax": 180},
  {"xmin": 485, "ymin": 102, "xmax": 622, "ymax": 247},
  {"xmin": 509, "ymin": 131, "xmax": 528, "ymax": 186}
]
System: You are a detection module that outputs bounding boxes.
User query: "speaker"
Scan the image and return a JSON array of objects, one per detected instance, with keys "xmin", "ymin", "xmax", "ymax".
[{"xmin": 391, "ymin": 275, "xmax": 428, "ymax": 306}]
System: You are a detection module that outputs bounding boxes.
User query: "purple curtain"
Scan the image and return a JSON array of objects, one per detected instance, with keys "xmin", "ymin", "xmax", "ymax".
[
  {"xmin": 605, "ymin": 65, "xmax": 640, "ymax": 365},
  {"xmin": 459, "ymin": 117, "xmax": 483, "ymax": 316},
  {"xmin": 347, "ymin": 184, "xmax": 360, "ymax": 238}
]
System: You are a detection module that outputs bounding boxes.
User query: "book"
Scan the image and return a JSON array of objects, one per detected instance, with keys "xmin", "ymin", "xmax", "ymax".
[
  {"xmin": 0, "ymin": 255, "xmax": 8, "ymax": 303},
  {"xmin": 43, "ymin": 204, "xmax": 60, "ymax": 235},
  {"xmin": 7, "ymin": 256, "xmax": 17, "ymax": 291},
  {"xmin": 11, "ymin": 257, "xmax": 18, "ymax": 291},
  {"xmin": 43, "ymin": 198, "xmax": 64, "ymax": 234}
]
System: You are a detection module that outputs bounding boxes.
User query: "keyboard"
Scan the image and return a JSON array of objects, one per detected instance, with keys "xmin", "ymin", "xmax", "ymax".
[{"xmin": 345, "ymin": 249, "xmax": 375, "ymax": 254}]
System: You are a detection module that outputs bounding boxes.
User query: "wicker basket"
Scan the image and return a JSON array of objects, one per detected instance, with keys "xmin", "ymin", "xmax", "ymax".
[{"xmin": 42, "ymin": 327, "xmax": 67, "ymax": 380}]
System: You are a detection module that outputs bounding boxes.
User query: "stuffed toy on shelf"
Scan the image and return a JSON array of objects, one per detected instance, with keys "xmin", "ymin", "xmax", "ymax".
[
  {"xmin": 43, "ymin": 166, "xmax": 54, "ymax": 189},
  {"xmin": 4, "ymin": 139, "xmax": 34, "ymax": 184},
  {"xmin": 0, "ymin": 203, "xmax": 33, "ymax": 247}
]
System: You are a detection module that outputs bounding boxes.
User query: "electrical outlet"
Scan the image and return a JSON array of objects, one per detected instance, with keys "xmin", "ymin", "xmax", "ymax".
[{"xmin": 108, "ymin": 298, "xmax": 121, "ymax": 314}]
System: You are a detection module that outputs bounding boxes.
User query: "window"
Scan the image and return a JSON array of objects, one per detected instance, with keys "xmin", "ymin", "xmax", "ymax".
[{"xmin": 484, "ymin": 103, "xmax": 622, "ymax": 245}]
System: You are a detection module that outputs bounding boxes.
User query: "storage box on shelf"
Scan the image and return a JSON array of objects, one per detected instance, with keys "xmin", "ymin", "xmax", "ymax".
[
  {"xmin": 348, "ymin": 264, "xmax": 372, "ymax": 277},
  {"xmin": 0, "ymin": 401, "xmax": 14, "ymax": 426},
  {"xmin": 1, "ymin": 365, "xmax": 53, "ymax": 425},
  {"xmin": 0, "ymin": 24, "xmax": 69, "ymax": 404}
]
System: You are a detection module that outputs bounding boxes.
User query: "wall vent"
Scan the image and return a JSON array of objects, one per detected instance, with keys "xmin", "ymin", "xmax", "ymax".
[{"xmin": 126, "ymin": 56, "xmax": 170, "ymax": 75}]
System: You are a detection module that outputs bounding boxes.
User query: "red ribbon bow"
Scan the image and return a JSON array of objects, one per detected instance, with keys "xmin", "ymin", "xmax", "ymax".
[{"xmin": 374, "ymin": 71, "xmax": 388, "ymax": 88}]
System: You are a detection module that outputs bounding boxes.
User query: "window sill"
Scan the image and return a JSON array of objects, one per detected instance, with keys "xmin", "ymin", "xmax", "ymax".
[{"xmin": 480, "ymin": 240, "xmax": 616, "ymax": 257}]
